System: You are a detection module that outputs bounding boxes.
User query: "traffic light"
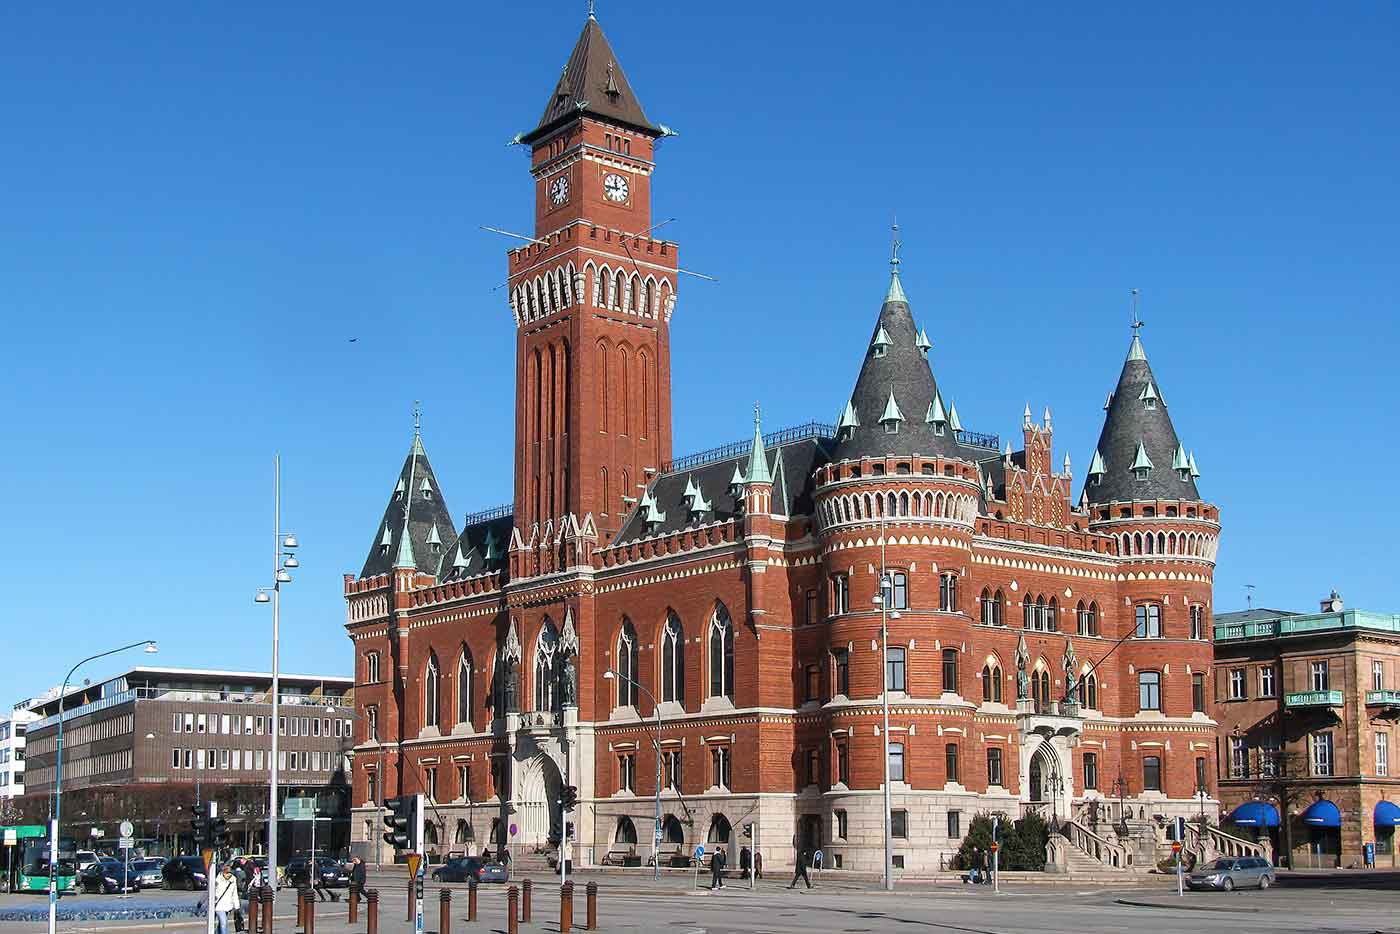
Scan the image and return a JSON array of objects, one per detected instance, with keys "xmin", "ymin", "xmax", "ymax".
[
  {"xmin": 189, "ymin": 802, "xmax": 211, "ymax": 846},
  {"xmin": 210, "ymin": 814, "xmax": 229, "ymax": 847},
  {"xmin": 742, "ymin": 823, "xmax": 753, "ymax": 839},
  {"xmin": 382, "ymin": 795, "xmax": 421, "ymax": 851},
  {"xmin": 559, "ymin": 785, "xmax": 578, "ymax": 812}
]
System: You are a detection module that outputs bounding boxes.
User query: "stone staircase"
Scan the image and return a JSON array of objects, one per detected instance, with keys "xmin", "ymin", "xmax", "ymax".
[{"xmin": 1063, "ymin": 839, "xmax": 1127, "ymax": 874}]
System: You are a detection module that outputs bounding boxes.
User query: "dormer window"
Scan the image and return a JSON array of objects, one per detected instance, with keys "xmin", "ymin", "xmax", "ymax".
[
  {"xmin": 420, "ymin": 478, "xmax": 435, "ymax": 501},
  {"xmin": 870, "ymin": 325, "xmax": 892, "ymax": 359},
  {"xmin": 884, "ymin": 420, "xmax": 899, "ymax": 435},
  {"xmin": 1130, "ymin": 440, "xmax": 1153, "ymax": 481},
  {"xmin": 1139, "ymin": 381, "xmax": 1159, "ymax": 410},
  {"xmin": 393, "ymin": 479, "xmax": 406, "ymax": 502},
  {"xmin": 879, "ymin": 389, "xmax": 904, "ymax": 435}
]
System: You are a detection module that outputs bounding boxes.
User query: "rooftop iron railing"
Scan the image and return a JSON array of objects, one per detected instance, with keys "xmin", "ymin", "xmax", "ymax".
[{"xmin": 462, "ymin": 503, "xmax": 513, "ymax": 526}]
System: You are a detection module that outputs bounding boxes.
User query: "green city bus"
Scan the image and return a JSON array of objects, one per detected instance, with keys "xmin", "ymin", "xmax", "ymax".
[{"xmin": 4, "ymin": 826, "xmax": 78, "ymax": 894}]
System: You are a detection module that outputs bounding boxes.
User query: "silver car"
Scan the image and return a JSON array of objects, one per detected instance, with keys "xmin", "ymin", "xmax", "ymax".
[
  {"xmin": 1187, "ymin": 856, "xmax": 1275, "ymax": 891},
  {"xmin": 131, "ymin": 858, "xmax": 165, "ymax": 887}
]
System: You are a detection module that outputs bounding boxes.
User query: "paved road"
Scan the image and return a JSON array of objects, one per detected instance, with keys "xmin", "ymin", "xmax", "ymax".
[{"xmin": 3, "ymin": 877, "xmax": 1398, "ymax": 933}]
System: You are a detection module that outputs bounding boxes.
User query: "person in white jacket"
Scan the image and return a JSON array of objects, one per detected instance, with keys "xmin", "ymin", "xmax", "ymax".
[{"xmin": 213, "ymin": 864, "xmax": 242, "ymax": 934}]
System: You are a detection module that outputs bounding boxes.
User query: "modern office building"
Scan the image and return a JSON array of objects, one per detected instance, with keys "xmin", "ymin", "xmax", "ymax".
[
  {"xmin": 1214, "ymin": 594, "xmax": 1400, "ymax": 868},
  {"xmin": 0, "ymin": 701, "xmax": 40, "ymax": 800},
  {"xmin": 22, "ymin": 667, "xmax": 354, "ymax": 856}
]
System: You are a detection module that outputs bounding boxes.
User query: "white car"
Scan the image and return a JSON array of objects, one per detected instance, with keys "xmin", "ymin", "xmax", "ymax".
[{"xmin": 73, "ymin": 851, "xmax": 101, "ymax": 873}]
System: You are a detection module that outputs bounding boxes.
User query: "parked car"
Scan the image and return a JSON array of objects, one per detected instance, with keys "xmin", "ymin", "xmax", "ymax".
[
  {"xmin": 285, "ymin": 856, "xmax": 348, "ymax": 888},
  {"xmin": 431, "ymin": 857, "xmax": 509, "ymax": 884},
  {"xmin": 162, "ymin": 856, "xmax": 208, "ymax": 891},
  {"xmin": 73, "ymin": 851, "xmax": 102, "ymax": 873},
  {"xmin": 80, "ymin": 859, "xmax": 142, "ymax": 894},
  {"xmin": 131, "ymin": 858, "xmax": 165, "ymax": 888},
  {"xmin": 1187, "ymin": 856, "xmax": 1275, "ymax": 891}
]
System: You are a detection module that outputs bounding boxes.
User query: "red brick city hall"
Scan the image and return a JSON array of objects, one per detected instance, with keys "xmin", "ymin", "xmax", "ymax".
[{"xmin": 344, "ymin": 12, "xmax": 1224, "ymax": 874}]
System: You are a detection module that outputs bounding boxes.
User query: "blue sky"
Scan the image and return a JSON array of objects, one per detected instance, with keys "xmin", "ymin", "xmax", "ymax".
[{"xmin": 2, "ymin": 2, "xmax": 1396, "ymax": 700}]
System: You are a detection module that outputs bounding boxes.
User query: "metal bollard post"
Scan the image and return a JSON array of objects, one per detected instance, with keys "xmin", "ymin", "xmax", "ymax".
[
  {"xmin": 521, "ymin": 878, "xmax": 532, "ymax": 922},
  {"xmin": 439, "ymin": 888, "xmax": 451, "ymax": 934},
  {"xmin": 467, "ymin": 880, "xmax": 478, "ymax": 922},
  {"xmin": 366, "ymin": 890, "xmax": 379, "ymax": 934},
  {"xmin": 559, "ymin": 881, "xmax": 574, "ymax": 934},
  {"xmin": 348, "ymin": 886, "xmax": 359, "ymax": 924},
  {"xmin": 506, "ymin": 886, "xmax": 519, "ymax": 934},
  {"xmin": 586, "ymin": 881, "xmax": 597, "ymax": 931},
  {"xmin": 305, "ymin": 890, "xmax": 316, "ymax": 934},
  {"xmin": 296, "ymin": 889, "xmax": 307, "ymax": 931},
  {"xmin": 262, "ymin": 889, "xmax": 275, "ymax": 934},
  {"xmin": 407, "ymin": 881, "xmax": 414, "ymax": 923},
  {"xmin": 249, "ymin": 888, "xmax": 262, "ymax": 934}
]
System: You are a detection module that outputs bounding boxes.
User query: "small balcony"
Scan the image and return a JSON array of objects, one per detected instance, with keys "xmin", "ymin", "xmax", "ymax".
[
  {"xmin": 1284, "ymin": 690, "xmax": 1344, "ymax": 709},
  {"xmin": 1366, "ymin": 690, "xmax": 1400, "ymax": 708}
]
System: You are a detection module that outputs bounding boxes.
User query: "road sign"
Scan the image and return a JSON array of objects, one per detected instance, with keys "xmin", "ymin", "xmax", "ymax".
[
  {"xmin": 119, "ymin": 837, "xmax": 135, "ymax": 850},
  {"xmin": 1172, "ymin": 816, "xmax": 1186, "ymax": 841},
  {"xmin": 405, "ymin": 853, "xmax": 422, "ymax": 880},
  {"xmin": 509, "ymin": 823, "xmax": 518, "ymax": 838},
  {"xmin": 201, "ymin": 848, "xmax": 213, "ymax": 873},
  {"xmin": 119, "ymin": 820, "xmax": 135, "ymax": 838},
  {"xmin": 813, "ymin": 850, "xmax": 824, "ymax": 868},
  {"xmin": 990, "ymin": 843, "xmax": 1000, "ymax": 852},
  {"xmin": 694, "ymin": 844, "xmax": 705, "ymax": 860},
  {"xmin": 91, "ymin": 829, "xmax": 105, "ymax": 838}
]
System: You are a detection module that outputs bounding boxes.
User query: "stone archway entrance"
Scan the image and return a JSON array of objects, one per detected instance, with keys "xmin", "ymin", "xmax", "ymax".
[
  {"xmin": 514, "ymin": 752, "xmax": 564, "ymax": 849},
  {"xmin": 1027, "ymin": 739, "xmax": 1069, "ymax": 821}
]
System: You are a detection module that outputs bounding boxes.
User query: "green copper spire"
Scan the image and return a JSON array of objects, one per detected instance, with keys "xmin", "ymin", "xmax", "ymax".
[
  {"xmin": 1126, "ymin": 333, "xmax": 1147, "ymax": 362},
  {"xmin": 393, "ymin": 523, "xmax": 416, "ymax": 569},
  {"xmin": 926, "ymin": 394, "xmax": 947, "ymax": 425},
  {"xmin": 1172, "ymin": 443, "xmax": 1190, "ymax": 472},
  {"xmin": 886, "ymin": 218, "xmax": 908, "ymax": 303},
  {"xmin": 879, "ymin": 389, "xmax": 904, "ymax": 425},
  {"xmin": 947, "ymin": 401, "xmax": 962, "ymax": 433},
  {"xmin": 915, "ymin": 326, "xmax": 932, "ymax": 356},
  {"xmin": 1130, "ymin": 440, "xmax": 1154, "ymax": 472},
  {"xmin": 1088, "ymin": 448, "xmax": 1107, "ymax": 477},
  {"xmin": 745, "ymin": 402, "xmax": 772, "ymax": 484},
  {"xmin": 1138, "ymin": 380, "xmax": 1158, "ymax": 405},
  {"xmin": 837, "ymin": 398, "xmax": 861, "ymax": 430}
]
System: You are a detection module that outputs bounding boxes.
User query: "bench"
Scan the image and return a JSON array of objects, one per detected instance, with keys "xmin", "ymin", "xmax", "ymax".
[{"xmin": 600, "ymin": 848, "xmax": 642, "ymax": 868}]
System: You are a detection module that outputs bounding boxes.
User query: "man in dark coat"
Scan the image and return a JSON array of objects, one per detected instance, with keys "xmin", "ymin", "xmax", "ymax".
[
  {"xmin": 709, "ymin": 847, "xmax": 726, "ymax": 889},
  {"xmin": 349, "ymin": 856, "xmax": 366, "ymax": 903},
  {"xmin": 787, "ymin": 846, "xmax": 812, "ymax": 889}
]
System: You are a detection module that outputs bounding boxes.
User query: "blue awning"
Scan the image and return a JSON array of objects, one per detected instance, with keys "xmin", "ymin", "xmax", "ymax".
[
  {"xmin": 1376, "ymin": 801, "xmax": 1400, "ymax": 827},
  {"xmin": 1300, "ymin": 799, "xmax": 1342, "ymax": 827},
  {"xmin": 1227, "ymin": 801, "xmax": 1280, "ymax": 828}
]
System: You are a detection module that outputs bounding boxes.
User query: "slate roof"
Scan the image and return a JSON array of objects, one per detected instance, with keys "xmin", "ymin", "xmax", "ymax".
[
  {"xmin": 829, "ymin": 269, "xmax": 965, "ymax": 464},
  {"xmin": 614, "ymin": 436, "xmax": 831, "ymax": 543},
  {"xmin": 438, "ymin": 513, "xmax": 513, "ymax": 582},
  {"xmin": 523, "ymin": 15, "xmax": 660, "ymax": 144},
  {"xmin": 1083, "ymin": 333, "xmax": 1203, "ymax": 505},
  {"xmin": 359, "ymin": 433, "xmax": 460, "ymax": 579}
]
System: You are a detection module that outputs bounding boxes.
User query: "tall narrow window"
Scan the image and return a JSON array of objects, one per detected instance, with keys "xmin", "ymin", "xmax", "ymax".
[
  {"xmin": 1229, "ymin": 736, "xmax": 1248, "ymax": 778},
  {"xmin": 1135, "ymin": 604, "xmax": 1162, "ymax": 638},
  {"xmin": 709, "ymin": 605, "xmax": 735, "ymax": 700},
  {"xmin": 888, "ymin": 742, "xmax": 905, "ymax": 783},
  {"xmin": 1190, "ymin": 605, "xmax": 1205, "ymax": 640},
  {"xmin": 1310, "ymin": 732, "xmax": 1334, "ymax": 777},
  {"xmin": 1375, "ymin": 661, "xmax": 1386, "ymax": 692},
  {"xmin": 886, "ymin": 646, "xmax": 907, "ymax": 693},
  {"xmin": 941, "ymin": 648, "xmax": 959, "ymax": 694},
  {"xmin": 1083, "ymin": 674, "xmax": 1098, "ymax": 709},
  {"xmin": 805, "ymin": 590, "xmax": 819, "ymax": 626},
  {"xmin": 534, "ymin": 619, "xmax": 560, "ymax": 713},
  {"xmin": 832, "ymin": 648, "xmax": 850, "ymax": 697},
  {"xmin": 830, "ymin": 575, "xmax": 850, "ymax": 615},
  {"xmin": 945, "ymin": 743, "xmax": 960, "ymax": 783},
  {"xmin": 711, "ymin": 746, "xmax": 731, "ymax": 788},
  {"xmin": 366, "ymin": 652, "xmax": 381, "ymax": 684},
  {"xmin": 940, "ymin": 573, "xmax": 958, "ymax": 612},
  {"xmin": 1193, "ymin": 673, "xmax": 1206, "ymax": 712},
  {"xmin": 987, "ymin": 748, "xmax": 1004, "ymax": 786},
  {"xmin": 424, "ymin": 653, "xmax": 441, "ymax": 728},
  {"xmin": 616, "ymin": 620, "xmax": 640, "ymax": 707},
  {"xmin": 1195, "ymin": 757, "xmax": 1208, "ymax": 794},
  {"xmin": 1228, "ymin": 668, "xmax": 1245, "ymax": 701},
  {"xmin": 458, "ymin": 649, "xmax": 474, "ymax": 727},
  {"xmin": 661, "ymin": 612, "xmax": 685, "ymax": 703},
  {"xmin": 1378, "ymin": 733, "xmax": 1390, "ymax": 777},
  {"xmin": 1142, "ymin": 755, "xmax": 1162, "ymax": 791},
  {"xmin": 837, "ymin": 744, "xmax": 850, "ymax": 785},
  {"xmin": 889, "ymin": 572, "xmax": 908, "ymax": 610},
  {"xmin": 1260, "ymin": 665, "xmax": 1276, "ymax": 697},
  {"xmin": 1084, "ymin": 752, "xmax": 1099, "ymax": 790},
  {"xmin": 1311, "ymin": 661, "xmax": 1330, "ymax": 692}
]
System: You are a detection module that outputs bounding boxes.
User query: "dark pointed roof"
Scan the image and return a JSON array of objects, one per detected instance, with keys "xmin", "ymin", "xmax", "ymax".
[
  {"xmin": 828, "ymin": 268, "xmax": 965, "ymax": 463},
  {"xmin": 523, "ymin": 16, "xmax": 659, "ymax": 144},
  {"xmin": 1083, "ymin": 333, "xmax": 1202, "ymax": 505},
  {"xmin": 359, "ymin": 432, "xmax": 460, "ymax": 579}
]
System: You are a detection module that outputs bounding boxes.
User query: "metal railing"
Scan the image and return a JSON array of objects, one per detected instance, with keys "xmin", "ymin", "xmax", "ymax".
[
  {"xmin": 956, "ymin": 429, "xmax": 1000, "ymax": 451},
  {"xmin": 1284, "ymin": 690, "xmax": 1344, "ymax": 708},
  {"xmin": 1185, "ymin": 822, "xmax": 1264, "ymax": 861},
  {"xmin": 663, "ymin": 422, "xmax": 835, "ymax": 474},
  {"xmin": 1367, "ymin": 690, "xmax": 1400, "ymax": 706},
  {"xmin": 462, "ymin": 503, "xmax": 513, "ymax": 526},
  {"xmin": 29, "ymin": 687, "xmax": 352, "ymax": 731},
  {"xmin": 1063, "ymin": 819, "xmax": 1130, "ymax": 869}
]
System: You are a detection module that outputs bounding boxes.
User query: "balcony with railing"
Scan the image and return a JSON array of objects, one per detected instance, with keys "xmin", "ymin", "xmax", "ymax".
[
  {"xmin": 1366, "ymin": 690, "xmax": 1400, "ymax": 708},
  {"xmin": 1215, "ymin": 609, "xmax": 1400, "ymax": 644},
  {"xmin": 1284, "ymin": 690, "xmax": 1344, "ymax": 709}
]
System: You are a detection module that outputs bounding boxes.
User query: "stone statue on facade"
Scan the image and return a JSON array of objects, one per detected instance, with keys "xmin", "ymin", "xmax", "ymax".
[
  {"xmin": 1015, "ymin": 632, "xmax": 1031, "ymax": 700},
  {"xmin": 1062, "ymin": 641, "xmax": 1079, "ymax": 704}
]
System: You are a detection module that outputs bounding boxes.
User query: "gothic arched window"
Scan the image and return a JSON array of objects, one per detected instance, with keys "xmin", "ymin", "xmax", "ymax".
[
  {"xmin": 616, "ymin": 619, "xmax": 640, "ymax": 708},
  {"xmin": 661, "ymin": 612, "xmax": 685, "ymax": 704},
  {"xmin": 457, "ymin": 647, "xmax": 474, "ymax": 728},
  {"xmin": 534, "ymin": 619, "xmax": 560, "ymax": 713},
  {"xmin": 424, "ymin": 652, "xmax": 441, "ymax": 728},
  {"xmin": 709, "ymin": 604, "xmax": 735, "ymax": 700}
]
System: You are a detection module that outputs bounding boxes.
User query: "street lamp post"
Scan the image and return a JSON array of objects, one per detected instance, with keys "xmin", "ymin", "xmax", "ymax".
[
  {"xmin": 602, "ymin": 669, "xmax": 662, "ymax": 881},
  {"xmin": 48, "ymin": 640, "xmax": 157, "ymax": 934},
  {"xmin": 336, "ymin": 705, "xmax": 386, "ymax": 864},
  {"xmin": 254, "ymin": 454, "xmax": 299, "ymax": 894},
  {"xmin": 872, "ymin": 511, "xmax": 900, "ymax": 892}
]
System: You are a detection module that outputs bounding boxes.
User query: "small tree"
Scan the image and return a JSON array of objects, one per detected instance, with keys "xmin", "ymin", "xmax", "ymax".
[{"xmin": 1240, "ymin": 748, "xmax": 1311, "ymax": 869}]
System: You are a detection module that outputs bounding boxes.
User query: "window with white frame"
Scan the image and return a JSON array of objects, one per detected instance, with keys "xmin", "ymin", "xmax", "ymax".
[
  {"xmin": 1135, "ymin": 604, "xmax": 1162, "ymax": 638},
  {"xmin": 1310, "ymin": 661, "xmax": 1329, "ymax": 692},
  {"xmin": 1229, "ymin": 736, "xmax": 1248, "ymax": 778},
  {"xmin": 1375, "ymin": 661, "xmax": 1386, "ymax": 692},
  {"xmin": 1229, "ymin": 669, "xmax": 1246, "ymax": 700},
  {"xmin": 1310, "ymin": 732, "xmax": 1334, "ymax": 777},
  {"xmin": 708, "ymin": 605, "xmax": 735, "ymax": 700},
  {"xmin": 1378, "ymin": 733, "xmax": 1390, "ymax": 777},
  {"xmin": 1259, "ymin": 666, "xmax": 1276, "ymax": 698}
]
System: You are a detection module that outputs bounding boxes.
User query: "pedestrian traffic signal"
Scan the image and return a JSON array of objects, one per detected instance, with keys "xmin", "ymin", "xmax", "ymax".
[
  {"xmin": 382, "ymin": 795, "xmax": 422, "ymax": 851},
  {"xmin": 559, "ymin": 785, "xmax": 578, "ymax": 812},
  {"xmin": 210, "ymin": 815, "xmax": 229, "ymax": 847},
  {"xmin": 742, "ymin": 823, "xmax": 753, "ymax": 839},
  {"xmin": 189, "ymin": 802, "xmax": 212, "ymax": 846}
]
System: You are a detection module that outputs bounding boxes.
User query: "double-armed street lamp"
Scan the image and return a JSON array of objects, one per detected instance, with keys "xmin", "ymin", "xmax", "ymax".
[
  {"xmin": 872, "ymin": 511, "xmax": 902, "ymax": 892},
  {"xmin": 49, "ymin": 640, "xmax": 158, "ymax": 934},
  {"xmin": 253, "ymin": 453, "xmax": 299, "ymax": 894},
  {"xmin": 602, "ymin": 668, "xmax": 664, "ymax": 881}
]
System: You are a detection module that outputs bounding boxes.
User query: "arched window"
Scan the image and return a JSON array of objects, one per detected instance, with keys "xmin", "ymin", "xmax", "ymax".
[
  {"xmin": 1047, "ymin": 597, "xmax": 1059, "ymax": 632},
  {"xmin": 1088, "ymin": 601, "xmax": 1100, "ymax": 637},
  {"xmin": 981, "ymin": 664, "xmax": 1003, "ymax": 704},
  {"xmin": 534, "ymin": 619, "xmax": 560, "ymax": 713},
  {"xmin": 662, "ymin": 815, "xmax": 685, "ymax": 845},
  {"xmin": 457, "ymin": 648, "xmax": 474, "ymax": 727},
  {"xmin": 1035, "ymin": 595, "xmax": 1048, "ymax": 631},
  {"xmin": 1023, "ymin": 600, "xmax": 1035, "ymax": 629},
  {"xmin": 709, "ymin": 605, "xmax": 735, "ymax": 699},
  {"xmin": 661, "ymin": 612, "xmax": 685, "ymax": 704},
  {"xmin": 1075, "ymin": 601, "xmax": 1087, "ymax": 635},
  {"xmin": 616, "ymin": 619, "xmax": 640, "ymax": 708},
  {"xmin": 980, "ymin": 589, "xmax": 995, "ymax": 625},
  {"xmin": 614, "ymin": 817, "xmax": 638, "ymax": 845},
  {"xmin": 424, "ymin": 652, "xmax": 440, "ymax": 728},
  {"xmin": 454, "ymin": 819, "xmax": 473, "ymax": 844},
  {"xmin": 992, "ymin": 590, "xmax": 1004, "ymax": 626},
  {"xmin": 707, "ymin": 813, "xmax": 732, "ymax": 846},
  {"xmin": 1083, "ymin": 673, "xmax": 1099, "ymax": 709},
  {"xmin": 1034, "ymin": 669, "xmax": 1051, "ymax": 707}
]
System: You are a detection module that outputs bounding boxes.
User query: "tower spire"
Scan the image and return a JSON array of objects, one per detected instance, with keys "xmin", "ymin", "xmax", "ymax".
[
  {"xmin": 587, "ymin": 0, "xmax": 596, "ymax": 19},
  {"xmin": 745, "ymin": 402, "xmax": 772, "ymax": 484},
  {"xmin": 886, "ymin": 217, "xmax": 907, "ymax": 304}
]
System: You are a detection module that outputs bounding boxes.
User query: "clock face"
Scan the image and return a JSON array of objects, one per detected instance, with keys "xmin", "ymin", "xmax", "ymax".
[
  {"xmin": 603, "ymin": 173, "xmax": 630, "ymax": 203},
  {"xmin": 549, "ymin": 175, "xmax": 569, "ymax": 206}
]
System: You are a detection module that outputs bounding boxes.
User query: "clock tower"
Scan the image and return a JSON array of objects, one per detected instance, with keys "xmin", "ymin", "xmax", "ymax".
[{"xmin": 507, "ymin": 11, "xmax": 678, "ymax": 555}]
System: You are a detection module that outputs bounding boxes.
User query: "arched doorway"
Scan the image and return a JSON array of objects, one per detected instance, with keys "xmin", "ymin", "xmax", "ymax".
[
  {"xmin": 514, "ymin": 753, "xmax": 564, "ymax": 848},
  {"xmin": 614, "ymin": 817, "xmax": 638, "ymax": 846},
  {"xmin": 707, "ymin": 814, "xmax": 733, "ymax": 855},
  {"xmin": 1027, "ymin": 741, "xmax": 1066, "ymax": 820}
]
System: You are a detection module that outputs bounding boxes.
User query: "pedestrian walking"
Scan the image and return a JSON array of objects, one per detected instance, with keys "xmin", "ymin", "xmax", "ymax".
[
  {"xmin": 787, "ymin": 846, "xmax": 812, "ymax": 890},
  {"xmin": 709, "ymin": 847, "xmax": 727, "ymax": 889},
  {"xmin": 313, "ymin": 860, "xmax": 337, "ymax": 902},
  {"xmin": 349, "ymin": 855, "xmax": 366, "ymax": 903},
  {"xmin": 754, "ymin": 851, "xmax": 763, "ymax": 880},
  {"xmin": 738, "ymin": 846, "xmax": 751, "ymax": 881},
  {"xmin": 968, "ymin": 847, "xmax": 981, "ymax": 884},
  {"xmin": 213, "ymin": 865, "xmax": 241, "ymax": 934},
  {"xmin": 980, "ymin": 848, "xmax": 991, "ymax": 885}
]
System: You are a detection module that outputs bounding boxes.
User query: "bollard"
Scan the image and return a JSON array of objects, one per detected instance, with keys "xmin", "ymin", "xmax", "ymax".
[
  {"xmin": 262, "ymin": 889, "xmax": 275, "ymax": 934},
  {"xmin": 249, "ymin": 888, "xmax": 262, "ymax": 934},
  {"xmin": 296, "ymin": 889, "xmax": 306, "ymax": 930},
  {"xmin": 559, "ymin": 881, "xmax": 574, "ymax": 934},
  {"xmin": 507, "ymin": 886, "xmax": 519, "ymax": 934},
  {"xmin": 407, "ymin": 880, "xmax": 414, "ymax": 923},
  {"xmin": 305, "ymin": 890, "xmax": 316, "ymax": 934},
  {"xmin": 439, "ymin": 887, "xmax": 451, "ymax": 934},
  {"xmin": 467, "ymin": 879, "xmax": 478, "ymax": 922},
  {"xmin": 586, "ymin": 881, "xmax": 597, "ymax": 931},
  {"xmin": 348, "ymin": 885, "xmax": 358, "ymax": 924},
  {"xmin": 521, "ymin": 878, "xmax": 532, "ymax": 922},
  {"xmin": 366, "ymin": 890, "xmax": 379, "ymax": 934}
]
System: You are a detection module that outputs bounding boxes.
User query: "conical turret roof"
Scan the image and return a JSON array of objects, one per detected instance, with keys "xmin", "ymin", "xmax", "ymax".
[
  {"xmin": 829, "ymin": 265, "xmax": 963, "ymax": 463},
  {"xmin": 1084, "ymin": 332, "xmax": 1202, "ymax": 505},
  {"xmin": 360, "ymin": 429, "xmax": 459, "ymax": 578},
  {"xmin": 523, "ymin": 15, "xmax": 659, "ymax": 144}
]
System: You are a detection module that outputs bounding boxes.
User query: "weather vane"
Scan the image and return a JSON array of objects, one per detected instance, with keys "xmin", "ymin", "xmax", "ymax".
[
  {"xmin": 753, "ymin": 401, "xmax": 762, "ymax": 430},
  {"xmin": 890, "ymin": 216, "xmax": 901, "ymax": 270},
  {"xmin": 1130, "ymin": 288, "xmax": 1143, "ymax": 332},
  {"xmin": 413, "ymin": 400, "xmax": 423, "ymax": 435},
  {"xmin": 587, "ymin": 0, "xmax": 596, "ymax": 18}
]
